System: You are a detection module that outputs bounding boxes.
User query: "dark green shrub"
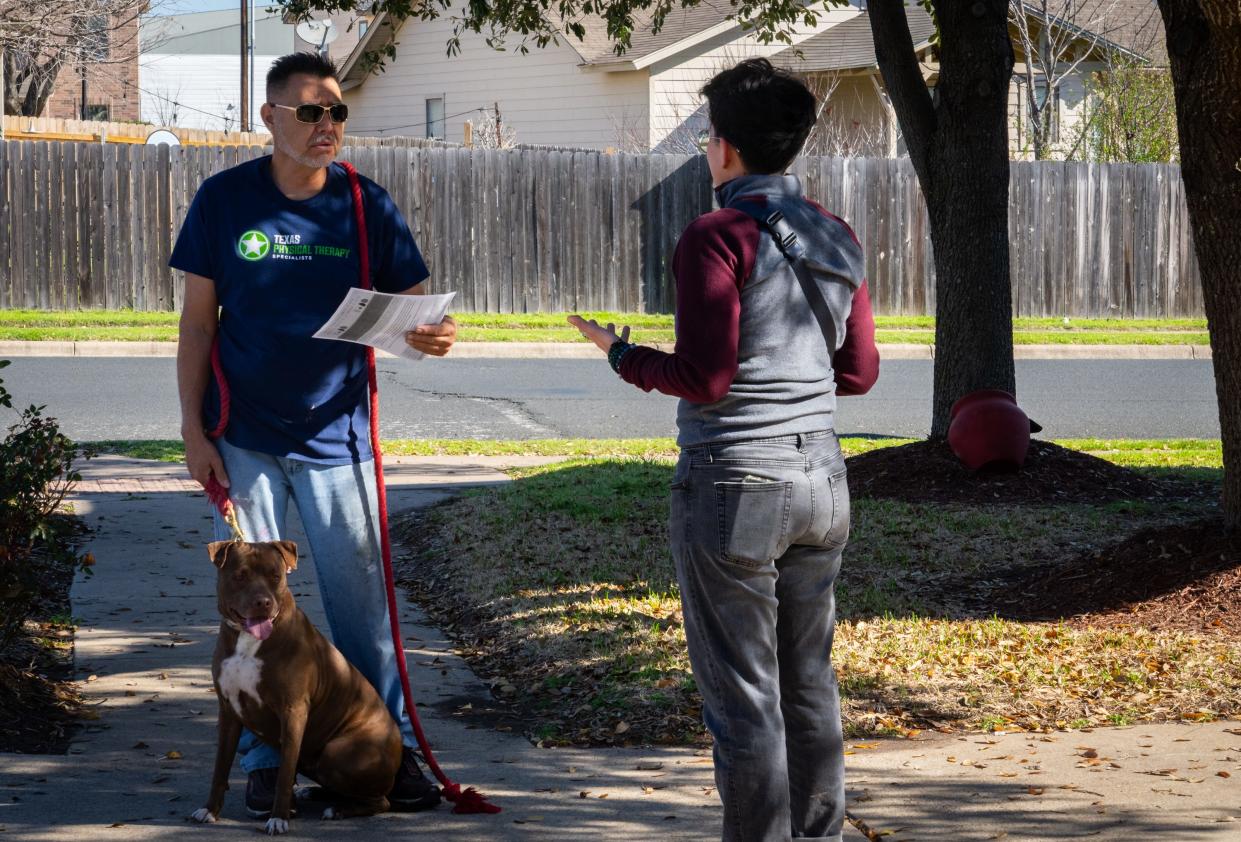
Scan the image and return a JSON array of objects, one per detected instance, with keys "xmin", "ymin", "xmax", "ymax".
[{"xmin": 0, "ymin": 360, "xmax": 91, "ymax": 652}]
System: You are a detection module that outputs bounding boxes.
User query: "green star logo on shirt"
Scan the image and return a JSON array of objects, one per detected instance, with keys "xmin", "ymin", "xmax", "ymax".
[{"xmin": 238, "ymin": 230, "xmax": 270, "ymax": 261}]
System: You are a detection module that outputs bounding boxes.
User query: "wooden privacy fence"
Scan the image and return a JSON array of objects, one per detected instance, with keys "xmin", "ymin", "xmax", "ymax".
[
  {"xmin": 0, "ymin": 140, "xmax": 1203, "ymax": 316},
  {"xmin": 2, "ymin": 115, "xmax": 272, "ymax": 148},
  {"xmin": 2, "ymin": 116, "xmax": 462, "ymax": 150}
]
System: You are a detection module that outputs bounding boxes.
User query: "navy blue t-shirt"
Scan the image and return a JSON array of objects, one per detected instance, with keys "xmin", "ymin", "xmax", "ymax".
[{"xmin": 170, "ymin": 156, "xmax": 430, "ymax": 464}]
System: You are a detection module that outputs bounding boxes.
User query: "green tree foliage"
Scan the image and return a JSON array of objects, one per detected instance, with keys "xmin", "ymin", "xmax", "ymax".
[
  {"xmin": 1088, "ymin": 59, "xmax": 1179, "ymax": 163},
  {"xmin": 277, "ymin": 0, "xmax": 841, "ymax": 63}
]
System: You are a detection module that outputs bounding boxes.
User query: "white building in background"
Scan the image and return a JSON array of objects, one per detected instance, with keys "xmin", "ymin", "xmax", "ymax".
[{"xmin": 138, "ymin": 9, "xmax": 295, "ymax": 132}]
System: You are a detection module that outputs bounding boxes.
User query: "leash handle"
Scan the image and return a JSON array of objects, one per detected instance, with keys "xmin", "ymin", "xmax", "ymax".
[{"xmin": 340, "ymin": 161, "xmax": 499, "ymax": 814}]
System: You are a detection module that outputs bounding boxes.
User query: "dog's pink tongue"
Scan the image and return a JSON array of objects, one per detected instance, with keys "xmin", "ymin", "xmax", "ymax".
[{"xmin": 243, "ymin": 618, "xmax": 274, "ymax": 640}]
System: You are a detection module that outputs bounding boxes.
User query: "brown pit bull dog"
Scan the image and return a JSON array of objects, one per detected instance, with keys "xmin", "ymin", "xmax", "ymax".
[{"xmin": 191, "ymin": 540, "xmax": 402, "ymax": 835}]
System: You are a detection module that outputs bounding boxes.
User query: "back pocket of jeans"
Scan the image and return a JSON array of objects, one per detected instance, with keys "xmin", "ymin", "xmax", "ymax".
[
  {"xmin": 715, "ymin": 480, "xmax": 793, "ymax": 567},
  {"xmin": 813, "ymin": 469, "xmax": 851, "ymax": 549}
]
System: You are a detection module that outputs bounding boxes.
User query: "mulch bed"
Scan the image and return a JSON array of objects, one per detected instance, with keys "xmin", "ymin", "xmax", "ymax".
[
  {"xmin": 993, "ymin": 517, "xmax": 1241, "ymax": 636},
  {"xmin": 846, "ymin": 438, "xmax": 1167, "ymax": 505},
  {"xmin": 0, "ymin": 527, "xmax": 88, "ymax": 755},
  {"xmin": 0, "ymin": 647, "xmax": 83, "ymax": 755},
  {"xmin": 854, "ymin": 440, "xmax": 1241, "ymax": 638}
]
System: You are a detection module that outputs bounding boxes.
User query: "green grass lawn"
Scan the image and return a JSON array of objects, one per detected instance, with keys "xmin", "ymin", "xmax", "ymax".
[
  {"xmin": 0, "ymin": 310, "xmax": 1212, "ymax": 345},
  {"xmin": 84, "ymin": 436, "xmax": 1223, "ymax": 466},
  {"xmin": 84, "ymin": 436, "xmax": 1234, "ymax": 744},
  {"xmin": 388, "ymin": 440, "xmax": 1234, "ymax": 746}
]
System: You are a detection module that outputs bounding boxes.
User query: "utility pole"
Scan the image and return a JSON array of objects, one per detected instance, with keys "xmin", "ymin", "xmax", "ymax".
[
  {"xmin": 248, "ymin": 0, "xmax": 256, "ymax": 130},
  {"xmin": 240, "ymin": 0, "xmax": 250, "ymax": 132}
]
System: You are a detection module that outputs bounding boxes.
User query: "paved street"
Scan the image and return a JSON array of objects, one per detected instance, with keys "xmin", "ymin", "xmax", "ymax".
[{"xmin": 0, "ymin": 356, "xmax": 1222, "ymax": 441}]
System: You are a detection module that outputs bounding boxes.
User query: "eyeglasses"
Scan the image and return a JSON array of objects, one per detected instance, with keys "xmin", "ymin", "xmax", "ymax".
[
  {"xmin": 696, "ymin": 129, "xmax": 723, "ymax": 153},
  {"xmin": 269, "ymin": 102, "xmax": 349, "ymax": 124}
]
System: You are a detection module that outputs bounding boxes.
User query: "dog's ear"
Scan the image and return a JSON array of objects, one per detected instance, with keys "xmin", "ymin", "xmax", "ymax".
[
  {"xmin": 274, "ymin": 540, "xmax": 298, "ymax": 574},
  {"xmin": 207, "ymin": 541, "xmax": 233, "ymax": 569}
]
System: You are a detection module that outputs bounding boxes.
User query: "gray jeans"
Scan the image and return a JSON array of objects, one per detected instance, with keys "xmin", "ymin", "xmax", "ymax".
[{"xmin": 670, "ymin": 431, "xmax": 848, "ymax": 842}]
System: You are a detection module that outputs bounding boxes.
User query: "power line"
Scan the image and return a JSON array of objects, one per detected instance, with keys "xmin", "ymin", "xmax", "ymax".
[
  {"xmin": 85, "ymin": 59, "xmax": 249, "ymax": 127},
  {"xmin": 368, "ymin": 105, "xmax": 488, "ymax": 135},
  {"xmin": 141, "ymin": 12, "xmax": 283, "ymax": 47},
  {"xmin": 90, "ymin": 59, "xmax": 498, "ymax": 139}
]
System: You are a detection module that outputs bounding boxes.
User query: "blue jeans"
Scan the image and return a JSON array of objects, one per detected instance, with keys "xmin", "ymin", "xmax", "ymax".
[
  {"xmin": 670, "ymin": 431, "xmax": 848, "ymax": 842},
  {"xmin": 211, "ymin": 437, "xmax": 415, "ymax": 773}
]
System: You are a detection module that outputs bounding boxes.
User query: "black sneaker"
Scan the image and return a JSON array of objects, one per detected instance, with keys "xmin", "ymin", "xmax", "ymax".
[
  {"xmin": 245, "ymin": 767, "xmax": 297, "ymax": 820},
  {"xmin": 388, "ymin": 747, "xmax": 441, "ymax": 812}
]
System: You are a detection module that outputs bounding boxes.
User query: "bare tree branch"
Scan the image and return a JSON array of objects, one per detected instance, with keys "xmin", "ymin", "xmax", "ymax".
[
  {"xmin": 1008, "ymin": 0, "xmax": 1128, "ymax": 159},
  {"xmin": 2, "ymin": 0, "xmax": 158, "ymax": 116}
]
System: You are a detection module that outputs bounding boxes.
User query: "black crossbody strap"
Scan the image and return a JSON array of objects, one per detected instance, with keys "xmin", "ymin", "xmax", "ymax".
[{"xmin": 731, "ymin": 201, "xmax": 836, "ymax": 354}]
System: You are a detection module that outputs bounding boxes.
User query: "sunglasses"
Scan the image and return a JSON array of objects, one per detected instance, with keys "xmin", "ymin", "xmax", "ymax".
[{"xmin": 270, "ymin": 102, "xmax": 349, "ymax": 124}]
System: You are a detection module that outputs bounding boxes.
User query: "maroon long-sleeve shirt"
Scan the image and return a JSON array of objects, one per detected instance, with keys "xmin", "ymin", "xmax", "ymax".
[{"xmin": 619, "ymin": 201, "xmax": 880, "ymax": 405}]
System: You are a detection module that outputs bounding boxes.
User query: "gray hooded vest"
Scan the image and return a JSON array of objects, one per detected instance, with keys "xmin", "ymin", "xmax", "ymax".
[{"xmin": 676, "ymin": 174, "xmax": 867, "ymax": 446}]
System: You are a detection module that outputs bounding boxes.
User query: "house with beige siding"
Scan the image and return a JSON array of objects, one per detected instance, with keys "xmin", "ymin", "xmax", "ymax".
[
  {"xmin": 338, "ymin": 0, "xmax": 1164, "ymax": 158},
  {"xmin": 338, "ymin": 1, "xmax": 858, "ymax": 150}
]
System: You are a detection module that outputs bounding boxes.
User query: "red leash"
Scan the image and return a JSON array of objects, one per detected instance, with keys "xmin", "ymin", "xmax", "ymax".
[{"xmin": 203, "ymin": 161, "xmax": 499, "ymax": 815}]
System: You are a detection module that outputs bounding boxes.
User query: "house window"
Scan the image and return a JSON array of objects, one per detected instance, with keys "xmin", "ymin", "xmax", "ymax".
[
  {"xmin": 80, "ymin": 14, "xmax": 110, "ymax": 61},
  {"xmin": 425, "ymin": 97, "xmax": 445, "ymax": 139},
  {"xmin": 85, "ymin": 104, "xmax": 110, "ymax": 121},
  {"xmin": 358, "ymin": 19, "xmax": 368, "ymax": 37}
]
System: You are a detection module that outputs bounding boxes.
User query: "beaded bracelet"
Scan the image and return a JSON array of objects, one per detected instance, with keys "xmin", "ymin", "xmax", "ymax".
[{"xmin": 607, "ymin": 340, "xmax": 634, "ymax": 373}]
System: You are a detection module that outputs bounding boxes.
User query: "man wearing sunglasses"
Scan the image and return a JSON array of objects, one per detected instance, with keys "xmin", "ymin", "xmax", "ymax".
[{"xmin": 172, "ymin": 51, "xmax": 453, "ymax": 822}]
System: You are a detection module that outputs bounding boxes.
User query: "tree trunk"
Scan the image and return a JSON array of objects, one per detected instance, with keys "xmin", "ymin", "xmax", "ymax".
[
  {"xmin": 1157, "ymin": 0, "xmax": 1241, "ymax": 529},
  {"xmin": 870, "ymin": 0, "xmax": 1016, "ymax": 437},
  {"xmin": 3, "ymin": 49, "xmax": 62, "ymax": 117}
]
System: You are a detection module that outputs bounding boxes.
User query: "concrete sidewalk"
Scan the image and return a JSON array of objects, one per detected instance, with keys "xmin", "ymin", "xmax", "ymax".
[
  {"xmin": 0, "ymin": 339, "xmax": 1217, "ymax": 360},
  {"xmin": 0, "ymin": 456, "xmax": 1238, "ymax": 841}
]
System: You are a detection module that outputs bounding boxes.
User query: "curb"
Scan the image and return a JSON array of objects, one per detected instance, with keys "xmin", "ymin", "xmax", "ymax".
[{"xmin": 0, "ymin": 340, "xmax": 1214, "ymax": 360}]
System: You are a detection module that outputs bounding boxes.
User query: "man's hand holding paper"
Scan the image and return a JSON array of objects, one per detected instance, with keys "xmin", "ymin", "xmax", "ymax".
[
  {"xmin": 405, "ymin": 314, "xmax": 457, "ymax": 357},
  {"xmin": 313, "ymin": 288, "xmax": 457, "ymax": 360}
]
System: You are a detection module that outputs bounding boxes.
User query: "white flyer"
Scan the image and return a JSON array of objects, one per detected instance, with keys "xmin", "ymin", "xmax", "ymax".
[{"xmin": 313, "ymin": 289, "xmax": 457, "ymax": 360}]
